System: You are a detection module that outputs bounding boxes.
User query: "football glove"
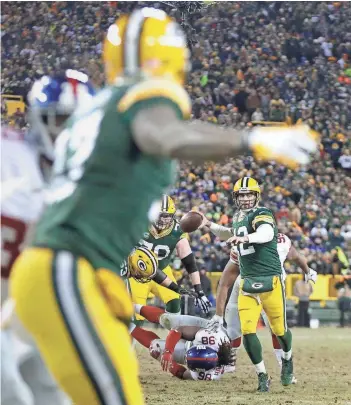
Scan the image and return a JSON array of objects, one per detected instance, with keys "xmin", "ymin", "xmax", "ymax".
[
  {"xmin": 248, "ymin": 124, "xmax": 319, "ymax": 169},
  {"xmin": 193, "ymin": 285, "xmax": 212, "ymax": 314},
  {"xmin": 305, "ymin": 268, "xmax": 317, "ymax": 284},
  {"xmin": 161, "ymin": 349, "xmax": 173, "ymax": 372},
  {"xmin": 206, "ymin": 314, "xmax": 224, "ymax": 331}
]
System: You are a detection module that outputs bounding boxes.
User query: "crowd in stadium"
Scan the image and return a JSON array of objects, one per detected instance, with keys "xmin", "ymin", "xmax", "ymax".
[{"xmin": 1, "ymin": 1, "xmax": 350, "ymax": 276}]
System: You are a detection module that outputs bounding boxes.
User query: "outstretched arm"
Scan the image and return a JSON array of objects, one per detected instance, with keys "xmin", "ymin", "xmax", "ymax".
[
  {"xmin": 132, "ymin": 106, "xmax": 319, "ymax": 167},
  {"xmin": 176, "ymin": 238, "xmax": 212, "ymax": 314},
  {"xmin": 153, "ymin": 269, "xmax": 193, "ymax": 295},
  {"xmin": 287, "ymin": 245, "xmax": 317, "ymax": 283}
]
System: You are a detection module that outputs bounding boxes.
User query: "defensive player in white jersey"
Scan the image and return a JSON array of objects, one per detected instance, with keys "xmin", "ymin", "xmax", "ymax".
[
  {"xmin": 131, "ymin": 305, "xmax": 234, "ymax": 381},
  {"xmin": 1, "ymin": 71, "xmax": 95, "ymax": 405},
  {"xmin": 209, "ymin": 232, "xmax": 317, "ymax": 369},
  {"xmin": 1, "ymin": 125, "xmax": 71, "ymax": 405}
]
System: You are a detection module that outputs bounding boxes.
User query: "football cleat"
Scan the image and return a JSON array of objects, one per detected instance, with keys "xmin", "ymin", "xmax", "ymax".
[
  {"xmin": 281, "ymin": 357, "xmax": 294, "ymax": 386},
  {"xmin": 257, "ymin": 373, "xmax": 271, "ymax": 392},
  {"xmin": 149, "ymin": 341, "xmax": 162, "ymax": 360}
]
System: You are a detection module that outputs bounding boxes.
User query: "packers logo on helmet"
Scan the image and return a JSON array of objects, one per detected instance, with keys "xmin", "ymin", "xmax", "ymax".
[
  {"xmin": 154, "ymin": 194, "xmax": 176, "ymax": 231},
  {"xmin": 233, "ymin": 177, "xmax": 261, "ymax": 211},
  {"xmin": 103, "ymin": 7, "xmax": 190, "ymax": 85},
  {"xmin": 128, "ymin": 246, "xmax": 158, "ymax": 283}
]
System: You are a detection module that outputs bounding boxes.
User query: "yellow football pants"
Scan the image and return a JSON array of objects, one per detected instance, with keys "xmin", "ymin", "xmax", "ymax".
[
  {"xmin": 10, "ymin": 247, "xmax": 144, "ymax": 405},
  {"xmin": 129, "ymin": 265, "xmax": 179, "ymax": 321},
  {"xmin": 238, "ymin": 275, "xmax": 287, "ymax": 337}
]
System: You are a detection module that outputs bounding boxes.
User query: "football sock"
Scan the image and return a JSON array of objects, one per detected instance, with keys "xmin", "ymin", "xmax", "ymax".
[
  {"xmin": 231, "ymin": 336, "xmax": 242, "ymax": 348},
  {"xmin": 243, "ymin": 333, "xmax": 263, "ymax": 366},
  {"xmin": 254, "ymin": 360, "xmax": 267, "ymax": 374},
  {"xmin": 271, "ymin": 334, "xmax": 281, "ymax": 349},
  {"xmin": 164, "ymin": 330, "xmax": 182, "ymax": 353},
  {"xmin": 131, "ymin": 327, "xmax": 160, "ymax": 348},
  {"xmin": 166, "ymin": 298, "xmax": 181, "ymax": 314},
  {"xmin": 139, "ymin": 305, "xmax": 165, "ymax": 323},
  {"xmin": 274, "ymin": 349, "xmax": 283, "ymax": 367},
  {"xmin": 277, "ymin": 328, "xmax": 293, "ymax": 360}
]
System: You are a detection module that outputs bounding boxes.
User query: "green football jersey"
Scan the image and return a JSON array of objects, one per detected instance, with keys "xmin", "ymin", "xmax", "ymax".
[
  {"xmin": 231, "ymin": 207, "xmax": 281, "ymax": 278},
  {"xmin": 137, "ymin": 220, "xmax": 188, "ymax": 271},
  {"xmin": 33, "ymin": 78, "xmax": 192, "ymax": 274}
]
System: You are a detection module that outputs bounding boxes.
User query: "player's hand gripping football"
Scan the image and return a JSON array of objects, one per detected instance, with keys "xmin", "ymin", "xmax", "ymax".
[
  {"xmin": 196, "ymin": 211, "xmax": 211, "ymax": 229},
  {"xmin": 248, "ymin": 124, "xmax": 319, "ymax": 169},
  {"xmin": 161, "ymin": 349, "xmax": 173, "ymax": 372},
  {"xmin": 305, "ymin": 268, "xmax": 317, "ymax": 284}
]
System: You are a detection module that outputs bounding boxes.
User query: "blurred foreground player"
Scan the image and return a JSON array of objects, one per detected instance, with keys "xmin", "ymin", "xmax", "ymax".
[
  {"xmin": 1, "ymin": 71, "xmax": 94, "ymax": 405},
  {"xmin": 11, "ymin": 7, "xmax": 319, "ymax": 405}
]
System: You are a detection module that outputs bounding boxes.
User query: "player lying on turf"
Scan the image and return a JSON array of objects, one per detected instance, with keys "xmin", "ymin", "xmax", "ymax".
[
  {"xmin": 131, "ymin": 305, "xmax": 235, "ymax": 381},
  {"xmin": 210, "ymin": 232, "xmax": 317, "ymax": 373}
]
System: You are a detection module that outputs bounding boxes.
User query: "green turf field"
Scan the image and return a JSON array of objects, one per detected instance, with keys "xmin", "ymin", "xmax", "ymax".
[{"xmin": 139, "ymin": 327, "xmax": 351, "ymax": 405}]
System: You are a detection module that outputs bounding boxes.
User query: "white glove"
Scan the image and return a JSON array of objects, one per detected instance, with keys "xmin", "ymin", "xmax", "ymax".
[
  {"xmin": 206, "ymin": 314, "xmax": 224, "ymax": 331},
  {"xmin": 248, "ymin": 125, "xmax": 319, "ymax": 169},
  {"xmin": 194, "ymin": 293, "xmax": 212, "ymax": 314},
  {"xmin": 305, "ymin": 268, "xmax": 317, "ymax": 284}
]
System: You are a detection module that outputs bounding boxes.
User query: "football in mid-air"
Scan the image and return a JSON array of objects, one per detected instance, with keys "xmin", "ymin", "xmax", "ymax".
[{"xmin": 180, "ymin": 211, "xmax": 203, "ymax": 233}]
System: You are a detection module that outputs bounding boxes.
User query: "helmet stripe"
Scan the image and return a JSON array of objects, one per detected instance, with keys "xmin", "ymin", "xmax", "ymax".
[
  {"xmin": 124, "ymin": 10, "xmax": 146, "ymax": 75},
  {"xmin": 243, "ymin": 177, "xmax": 249, "ymax": 188},
  {"xmin": 136, "ymin": 246, "xmax": 158, "ymax": 271},
  {"xmin": 162, "ymin": 194, "xmax": 168, "ymax": 212}
]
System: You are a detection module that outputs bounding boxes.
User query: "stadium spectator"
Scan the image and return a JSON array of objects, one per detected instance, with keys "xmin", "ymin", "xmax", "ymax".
[
  {"xmin": 1, "ymin": 1, "xmax": 350, "ymax": 276},
  {"xmin": 294, "ymin": 279, "xmax": 313, "ymax": 327}
]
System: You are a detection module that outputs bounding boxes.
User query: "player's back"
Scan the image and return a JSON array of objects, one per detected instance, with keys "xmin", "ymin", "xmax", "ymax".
[
  {"xmin": 1, "ymin": 129, "xmax": 44, "ymax": 298},
  {"xmin": 34, "ymin": 78, "xmax": 190, "ymax": 272}
]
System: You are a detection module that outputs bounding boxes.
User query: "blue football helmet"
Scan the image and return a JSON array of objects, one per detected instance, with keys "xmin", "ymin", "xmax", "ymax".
[
  {"xmin": 28, "ymin": 69, "xmax": 96, "ymax": 160},
  {"xmin": 185, "ymin": 345, "xmax": 218, "ymax": 371}
]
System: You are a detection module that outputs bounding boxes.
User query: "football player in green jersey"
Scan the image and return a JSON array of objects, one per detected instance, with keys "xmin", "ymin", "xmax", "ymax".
[
  {"xmin": 11, "ymin": 7, "xmax": 318, "ymax": 405},
  {"xmin": 130, "ymin": 195, "xmax": 211, "ymax": 325},
  {"xmin": 200, "ymin": 177, "xmax": 294, "ymax": 392}
]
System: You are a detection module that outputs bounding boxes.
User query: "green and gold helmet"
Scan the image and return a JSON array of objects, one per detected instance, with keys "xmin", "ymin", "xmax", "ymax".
[
  {"xmin": 154, "ymin": 194, "xmax": 176, "ymax": 231},
  {"xmin": 128, "ymin": 246, "xmax": 158, "ymax": 283},
  {"xmin": 233, "ymin": 177, "xmax": 261, "ymax": 211}
]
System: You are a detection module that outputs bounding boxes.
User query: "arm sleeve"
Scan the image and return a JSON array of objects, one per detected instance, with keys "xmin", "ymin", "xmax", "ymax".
[
  {"xmin": 181, "ymin": 252, "xmax": 198, "ymax": 274},
  {"xmin": 153, "ymin": 269, "xmax": 167, "ymax": 284},
  {"xmin": 247, "ymin": 224, "xmax": 274, "ymax": 244},
  {"xmin": 209, "ymin": 223, "xmax": 233, "ymax": 240}
]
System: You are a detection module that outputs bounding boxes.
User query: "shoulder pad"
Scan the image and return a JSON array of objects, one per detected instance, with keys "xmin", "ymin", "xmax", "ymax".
[
  {"xmin": 251, "ymin": 207, "xmax": 275, "ymax": 229},
  {"xmin": 117, "ymin": 78, "xmax": 191, "ymax": 119}
]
